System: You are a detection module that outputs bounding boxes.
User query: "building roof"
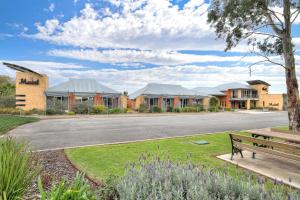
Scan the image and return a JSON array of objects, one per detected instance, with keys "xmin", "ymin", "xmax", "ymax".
[
  {"xmin": 247, "ymin": 80, "xmax": 271, "ymax": 86},
  {"xmin": 129, "ymin": 83, "xmax": 198, "ymax": 99},
  {"xmin": 194, "ymin": 82, "xmax": 253, "ymax": 96},
  {"xmin": 192, "ymin": 87, "xmax": 225, "ymax": 96},
  {"xmin": 46, "ymin": 79, "xmax": 119, "ymax": 95},
  {"xmin": 215, "ymin": 82, "xmax": 252, "ymax": 91},
  {"xmin": 2, "ymin": 62, "xmax": 43, "ymax": 77}
]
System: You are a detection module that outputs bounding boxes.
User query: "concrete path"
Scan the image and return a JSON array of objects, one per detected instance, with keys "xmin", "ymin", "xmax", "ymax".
[
  {"xmin": 218, "ymin": 151, "xmax": 300, "ymax": 189},
  {"xmin": 8, "ymin": 112, "xmax": 288, "ymax": 150}
]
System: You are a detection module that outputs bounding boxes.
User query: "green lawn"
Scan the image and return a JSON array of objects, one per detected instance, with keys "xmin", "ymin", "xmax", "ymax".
[
  {"xmin": 0, "ymin": 115, "xmax": 39, "ymax": 135},
  {"xmin": 66, "ymin": 133, "xmax": 234, "ymax": 181}
]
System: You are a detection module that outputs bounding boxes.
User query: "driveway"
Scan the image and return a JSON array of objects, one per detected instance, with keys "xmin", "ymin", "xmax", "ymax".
[{"xmin": 8, "ymin": 112, "xmax": 288, "ymax": 150}]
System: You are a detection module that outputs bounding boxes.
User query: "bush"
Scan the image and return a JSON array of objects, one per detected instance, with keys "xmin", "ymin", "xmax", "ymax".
[
  {"xmin": 92, "ymin": 105, "xmax": 108, "ymax": 114},
  {"xmin": 98, "ymin": 175, "xmax": 119, "ymax": 200},
  {"xmin": 138, "ymin": 103, "xmax": 148, "ymax": 113},
  {"xmin": 0, "ymin": 108, "xmax": 26, "ymax": 115},
  {"xmin": 0, "ymin": 96, "xmax": 15, "ymax": 108},
  {"xmin": 150, "ymin": 106, "xmax": 162, "ymax": 113},
  {"xmin": 46, "ymin": 108, "xmax": 64, "ymax": 115},
  {"xmin": 209, "ymin": 96, "xmax": 219, "ymax": 108},
  {"xmin": 166, "ymin": 106, "xmax": 174, "ymax": 112},
  {"xmin": 115, "ymin": 156, "xmax": 299, "ymax": 200},
  {"xmin": 38, "ymin": 172, "xmax": 96, "ymax": 200},
  {"xmin": 109, "ymin": 108, "xmax": 123, "ymax": 114},
  {"xmin": 173, "ymin": 107, "xmax": 181, "ymax": 113},
  {"xmin": 72, "ymin": 102, "xmax": 93, "ymax": 114},
  {"xmin": 0, "ymin": 138, "xmax": 39, "ymax": 200},
  {"xmin": 208, "ymin": 106, "xmax": 219, "ymax": 112},
  {"xmin": 66, "ymin": 111, "xmax": 76, "ymax": 115},
  {"xmin": 28, "ymin": 108, "xmax": 45, "ymax": 115}
]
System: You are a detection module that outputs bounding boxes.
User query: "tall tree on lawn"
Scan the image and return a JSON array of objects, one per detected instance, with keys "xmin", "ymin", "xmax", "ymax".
[{"xmin": 207, "ymin": 0, "xmax": 300, "ymax": 131}]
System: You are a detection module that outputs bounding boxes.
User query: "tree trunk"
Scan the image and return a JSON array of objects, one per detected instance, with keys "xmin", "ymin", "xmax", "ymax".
[{"xmin": 282, "ymin": 0, "xmax": 300, "ymax": 132}]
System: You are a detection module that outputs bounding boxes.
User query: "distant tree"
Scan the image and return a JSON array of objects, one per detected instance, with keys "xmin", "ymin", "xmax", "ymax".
[
  {"xmin": 123, "ymin": 91, "xmax": 128, "ymax": 96},
  {"xmin": 0, "ymin": 75, "xmax": 15, "ymax": 97},
  {"xmin": 207, "ymin": 0, "xmax": 300, "ymax": 131}
]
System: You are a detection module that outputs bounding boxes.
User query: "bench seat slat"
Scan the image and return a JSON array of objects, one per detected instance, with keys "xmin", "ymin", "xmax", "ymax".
[
  {"xmin": 231, "ymin": 134, "xmax": 300, "ymax": 154},
  {"xmin": 233, "ymin": 142, "xmax": 300, "ymax": 162}
]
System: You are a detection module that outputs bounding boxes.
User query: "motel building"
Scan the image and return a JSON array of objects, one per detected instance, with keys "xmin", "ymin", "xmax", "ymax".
[
  {"xmin": 3, "ymin": 62, "xmax": 286, "ymax": 112},
  {"xmin": 128, "ymin": 83, "xmax": 205, "ymax": 111},
  {"xmin": 194, "ymin": 81, "xmax": 287, "ymax": 110},
  {"xmin": 3, "ymin": 62, "xmax": 127, "ymax": 111}
]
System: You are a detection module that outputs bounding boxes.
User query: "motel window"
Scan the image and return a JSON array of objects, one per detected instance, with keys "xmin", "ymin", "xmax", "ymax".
[
  {"xmin": 180, "ymin": 98, "xmax": 188, "ymax": 108},
  {"xmin": 232, "ymin": 90, "xmax": 238, "ymax": 98},
  {"xmin": 150, "ymin": 98, "xmax": 158, "ymax": 106}
]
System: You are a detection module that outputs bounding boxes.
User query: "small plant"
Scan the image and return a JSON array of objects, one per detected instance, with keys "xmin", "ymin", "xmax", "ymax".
[
  {"xmin": 0, "ymin": 138, "xmax": 39, "ymax": 200},
  {"xmin": 72, "ymin": 102, "xmax": 93, "ymax": 114},
  {"xmin": 167, "ymin": 106, "xmax": 174, "ymax": 112},
  {"xmin": 173, "ymin": 107, "xmax": 181, "ymax": 112},
  {"xmin": 92, "ymin": 105, "xmax": 108, "ymax": 114},
  {"xmin": 109, "ymin": 108, "xmax": 123, "ymax": 114},
  {"xmin": 138, "ymin": 103, "xmax": 148, "ymax": 113},
  {"xmin": 150, "ymin": 106, "xmax": 162, "ymax": 113},
  {"xmin": 66, "ymin": 111, "xmax": 76, "ymax": 115},
  {"xmin": 46, "ymin": 108, "xmax": 64, "ymax": 115},
  {"xmin": 38, "ymin": 172, "xmax": 96, "ymax": 200},
  {"xmin": 98, "ymin": 175, "xmax": 119, "ymax": 200},
  {"xmin": 116, "ymin": 155, "xmax": 299, "ymax": 200}
]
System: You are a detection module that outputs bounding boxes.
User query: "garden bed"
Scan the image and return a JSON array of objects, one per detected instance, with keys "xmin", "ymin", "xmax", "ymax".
[{"xmin": 26, "ymin": 150, "xmax": 100, "ymax": 199}]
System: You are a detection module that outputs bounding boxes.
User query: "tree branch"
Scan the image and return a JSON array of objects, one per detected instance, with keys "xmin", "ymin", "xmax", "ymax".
[
  {"xmin": 251, "ymin": 51, "xmax": 286, "ymax": 69},
  {"xmin": 245, "ymin": 31, "xmax": 280, "ymax": 39},
  {"xmin": 264, "ymin": 9, "xmax": 284, "ymax": 37},
  {"xmin": 267, "ymin": 8, "xmax": 284, "ymax": 27},
  {"xmin": 291, "ymin": 10, "xmax": 300, "ymax": 24}
]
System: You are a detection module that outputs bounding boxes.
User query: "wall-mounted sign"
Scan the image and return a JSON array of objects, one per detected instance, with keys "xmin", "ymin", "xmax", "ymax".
[{"xmin": 19, "ymin": 78, "xmax": 39, "ymax": 85}]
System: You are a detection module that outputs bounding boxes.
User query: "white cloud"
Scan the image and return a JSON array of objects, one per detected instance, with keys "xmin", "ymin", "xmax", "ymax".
[
  {"xmin": 31, "ymin": 0, "xmax": 229, "ymax": 51},
  {"xmin": 49, "ymin": 3, "xmax": 55, "ymax": 12},
  {"xmin": 48, "ymin": 49, "xmax": 282, "ymax": 65}
]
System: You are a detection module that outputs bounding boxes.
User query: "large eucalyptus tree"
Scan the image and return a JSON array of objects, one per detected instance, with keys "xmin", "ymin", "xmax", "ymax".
[{"xmin": 208, "ymin": 0, "xmax": 300, "ymax": 131}]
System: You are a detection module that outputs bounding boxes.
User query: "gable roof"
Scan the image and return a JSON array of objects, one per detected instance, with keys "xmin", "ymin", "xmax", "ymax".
[
  {"xmin": 46, "ymin": 79, "xmax": 119, "ymax": 95},
  {"xmin": 194, "ymin": 82, "xmax": 253, "ymax": 96},
  {"xmin": 129, "ymin": 83, "xmax": 198, "ymax": 99},
  {"xmin": 247, "ymin": 80, "xmax": 271, "ymax": 86}
]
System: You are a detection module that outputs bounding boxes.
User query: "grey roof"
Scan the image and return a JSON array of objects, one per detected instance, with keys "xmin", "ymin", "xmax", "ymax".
[
  {"xmin": 214, "ymin": 82, "xmax": 252, "ymax": 91},
  {"xmin": 193, "ymin": 87, "xmax": 225, "ymax": 96},
  {"xmin": 194, "ymin": 82, "xmax": 253, "ymax": 96},
  {"xmin": 247, "ymin": 80, "xmax": 271, "ymax": 86},
  {"xmin": 129, "ymin": 83, "xmax": 198, "ymax": 99},
  {"xmin": 2, "ymin": 62, "xmax": 42, "ymax": 76},
  {"xmin": 46, "ymin": 79, "xmax": 119, "ymax": 95}
]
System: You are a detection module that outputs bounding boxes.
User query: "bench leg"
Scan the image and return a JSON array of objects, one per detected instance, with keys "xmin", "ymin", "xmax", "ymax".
[
  {"xmin": 240, "ymin": 150, "xmax": 244, "ymax": 158},
  {"xmin": 252, "ymin": 152, "xmax": 256, "ymax": 159}
]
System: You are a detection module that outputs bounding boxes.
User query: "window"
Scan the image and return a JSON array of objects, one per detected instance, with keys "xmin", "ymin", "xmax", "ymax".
[
  {"xmin": 180, "ymin": 98, "xmax": 188, "ymax": 107},
  {"xmin": 232, "ymin": 90, "xmax": 238, "ymax": 98}
]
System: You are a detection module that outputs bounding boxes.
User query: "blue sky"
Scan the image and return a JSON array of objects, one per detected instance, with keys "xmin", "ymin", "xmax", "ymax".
[{"xmin": 0, "ymin": 0, "xmax": 299, "ymax": 93}]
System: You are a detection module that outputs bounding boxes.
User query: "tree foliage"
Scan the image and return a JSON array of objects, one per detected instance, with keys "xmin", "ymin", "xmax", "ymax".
[
  {"xmin": 207, "ymin": 0, "xmax": 300, "ymax": 56},
  {"xmin": 0, "ymin": 75, "xmax": 15, "ymax": 97}
]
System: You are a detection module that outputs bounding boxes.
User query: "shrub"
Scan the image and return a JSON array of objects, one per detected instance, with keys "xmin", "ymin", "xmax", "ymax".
[
  {"xmin": 0, "ymin": 138, "xmax": 39, "ymax": 200},
  {"xmin": 209, "ymin": 96, "xmax": 219, "ymax": 107},
  {"xmin": 150, "ymin": 106, "xmax": 162, "ymax": 113},
  {"xmin": 0, "ymin": 108, "xmax": 26, "ymax": 115},
  {"xmin": 166, "ymin": 106, "xmax": 174, "ymax": 112},
  {"xmin": 138, "ymin": 103, "xmax": 148, "ymax": 113},
  {"xmin": 46, "ymin": 108, "xmax": 64, "ymax": 115},
  {"xmin": 116, "ymin": 156, "xmax": 299, "ymax": 200},
  {"xmin": 72, "ymin": 102, "xmax": 93, "ymax": 114},
  {"xmin": 0, "ymin": 96, "xmax": 15, "ymax": 108},
  {"xmin": 208, "ymin": 106, "xmax": 219, "ymax": 112},
  {"xmin": 173, "ymin": 107, "xmax": 181, "ymax": 113},
  {"xmin": 92, "ymin": 105, "xmax": 108, "ymax": 114},
  {"xmin": 98, "ymin": 175, "xmax": 119, "ymax": 200},
  {"xmin": 67, "ymin": 111, "xmax": 76, "ymax": 115},
  {"xmin": 28, "ymin": 108, "xmax": 45, "ymax": 115},
  {"xmin": 38, "ymin": 172, "xmax": 96, "ymax": 200},
  {"xmin": 109, "ymin": 108, "xmax": 123, "ymax": 114}
]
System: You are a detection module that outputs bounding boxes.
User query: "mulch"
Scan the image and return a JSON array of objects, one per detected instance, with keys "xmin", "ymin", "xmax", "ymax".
[{"xmin": 25, "ymin": 150, "xmax": 100, "ymax": 200}]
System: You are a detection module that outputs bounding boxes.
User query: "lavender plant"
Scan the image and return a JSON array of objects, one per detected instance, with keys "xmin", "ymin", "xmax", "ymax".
[{"xmin": 116, "ymin": 154, "xmax": 300, "ymax": 200}]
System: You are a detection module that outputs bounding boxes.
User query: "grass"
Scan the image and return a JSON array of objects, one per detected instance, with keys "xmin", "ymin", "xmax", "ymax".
[
  {"xmin": 66, "ymin": 133, "xmax": 234, "ymax": 181},
  {"xmin": 0, "ymin": 115, "xmax": 39, "ymax": 135}
]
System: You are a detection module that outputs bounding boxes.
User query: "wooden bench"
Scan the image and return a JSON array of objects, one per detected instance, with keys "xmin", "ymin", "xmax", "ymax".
[{"xmin": 229, "ymin": 132, "xmax": 300, "ymax": 162}]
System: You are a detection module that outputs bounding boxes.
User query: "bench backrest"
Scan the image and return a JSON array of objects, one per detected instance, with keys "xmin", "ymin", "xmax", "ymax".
[{"xmin": 230, "ymin": 133, "xmax": 300, "ymax": 162}]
